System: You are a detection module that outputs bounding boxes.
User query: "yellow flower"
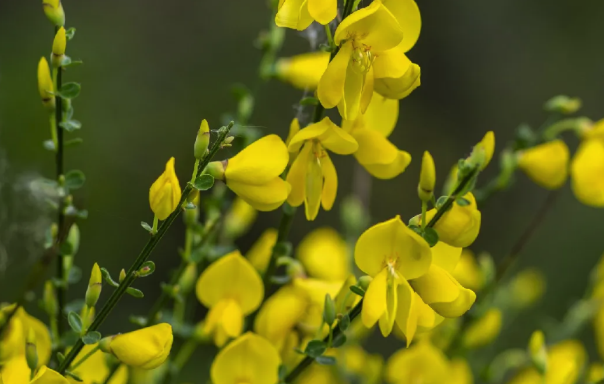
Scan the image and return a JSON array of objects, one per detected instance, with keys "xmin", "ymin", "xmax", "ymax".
[
  {"xmin": 293, "ymin": 278, "xmax": 344, "ymax": 334},
  {"xmin": 246, "ymin": 228, "xmax": 278, "ymax": 273},
  {"xmin": 342, "ymin": 93, "xmax": 411, "ymax": 179},
  {"xmin": 528, "ymin": 330, "xmax": 547, "ymax": 373},
  {"xmin": 51, "ymin": 27, "xmax": 67, "ymax": 68},
  {"xmin": 386, "ymin": 341, "xmax": 449, "ymax": 384},
  {"xmin": 275, "ymin": 0, "xmax": 336, "ymax": 30},
  {"xmin": 517, "ymin": 140, "xmax": 570, "ymax": 189},
  {"xmin": 67, "ymin": 344, "xmax": 128, "ymax": 384},
  {"xmin": 474, "ymin": 131, "xmax": 495, "ymax": 170},
  {"xmin": 587, "ymin": 363, "xmax": 604, "ymax": 384},
  {"xmin": 149, "ymin": 157, "xmax": 182, "ymax": 221},
  {"xmin": 423, "ymin": 193, "xmax": 481, "ymax": 248},
  {"xmin": 42, "ymin": 0, "xmax": 65, "ymax": 27},
  {"xmin": 317, "ymin": 0, "xmax": 414, "ymax": 120},
  {"xmin": 286, "ymin": 117, "xmax": 358, "ymax": 221},
  {"xmin": 107, "ymin": 323, "xmax": 173, "ymax": 370},
  {"xmin": 212, "ymin": 135, "xmax": 290, "ymax": 211},
  {"xmin": 296, "ymin": 227, "xmax": 349, "ymax": 281},
  {"xmin": 275, "ymin": 52, "xmax": 330, "ymax": 90},
  {"xmin": 37, "ymin": 57, "xmax": 55, "ymax": 110},
  {"xmin": 286, "ymin": 118, "xmax": 301, "ymax": 164},
  {"xmin": 571, "ymin": 133, "xmax": 604, "ymax": 207},
  {"xmin": 450, "ymin": 358, "xmax": 474, "ymax": 384},
  {"xmin": 0, "ymin": 306, "xmax": 51, "ymax": 367},
  {"xmin": 1, "ymin": 357, "xmax": 71, "ymax": 384},
  {"xmin": 223, "ymin": 197, "xmax": 257, "ymax": 239},
  {"xmin": 418, "ymin": 151, "xmax": 436, "ymax": 201},
  {"xmin": 354, "ymin": 216, "xmax": 432, "ymax": 337},
  {"xmin": 462, "ymin": 308, "xmax": 502, "ymax": 349},
  {"xmin": 507, "ymin": 340, "xmax": 586, "ymax": 384},
  {"xmin": 452, "ymin": 249, "xmax": 484, "ymax": 291},
  {"xmin": 196, "ymin": 251, "xmax": 264, "ymax": 346},
  {"xmin": 211, "ymin": 333, "xmax": 281, "ymax": 384},
  {"xmin": 508, "ymin": 268, "xmax": 546, "ymax": 309}
]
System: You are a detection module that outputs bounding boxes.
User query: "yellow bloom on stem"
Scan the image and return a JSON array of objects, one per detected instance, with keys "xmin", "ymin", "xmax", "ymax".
[
  {"xmin": 275, "ymin": 52, "xmax": 330, "ymax": 90},
  {"xmin": 317, "ymin": 0, "xmax": 410, "ymax": 120},
  {"xmin": 211, "ymin": 333, "xmax": 281, "ymax": 384},
  {"xmin": 51, "ymin": 27, "xmax": 66, "ymax": 68},
  {"xmin": 386, "ymin": 341, "xmax": 449, "ymax": 384},
  {"xmin": 223, "ymin": 197, "xmax": 257, "ymax": 239},
  {"xmin": 42, "ymin": 0, "xmax": 65, "ymax": 27},
  {"xmin": 275, "ymin": 0, "xmax": 336, "ymax": 30},
  {"xmin": 452, "ymin": 249, "xmax": 484, "ymax": 291},
  {"xmin": 246, "ymin": 228, "xmax": 278, "ymax": 273},
  {"xmin": 37, "ymin": 57, "xmax": 55, "ymax": 110},
  {"xmin": 67, "ymin": 344, "xmax": 128, "ymax": 384},
  {"xmin": 418, "ymin": 151, "xmax": 436, "ymax": 201},
  {"xmin": 196, "ymin": 251, "xmax": 264, "ymax": 346},
  {"xmin": 149, "ymin": 157, "xmax": 182, "ymax": 221},
  {"xmin": 473, "ymin": 131, "xmax": 495, "ymax": 170},
  {"xmin": 107, "ymin": 323, "xmax": 173, "ymax": 370},
  {"xmin": 342, "ymin": 93, "xmax": 411, "ymax": 179},
  {"xmin": 0, "ymin": 306, "xmax": 51, "ymax": 367},
  {"xmin": 210, "ymin": 135, "xmax": 290, "ymax": 211},
  {"xmin": 462, "ymin": 308, "xmax": 502, "ymax": 349},
  {"xmin": 571, "ymin": 132, "xmax": 604, "ymax": 207},
  {"xmin": 517, "ymin": 140, "xmax": 570, "ymax": 190},
  {"xmin": 296, "ymin": 227, "xmax": 349, "ymax": 281},
  {"xmin": 1, "ymin": 356, "xmax": 70, "ymax": 384},
  {"xmin": 423, "ymin": 193, "xmax": 482, "ymax": 248},
  {"xmin": 287, "ymin": 117, "xmax": 358, "ymax": 221}
]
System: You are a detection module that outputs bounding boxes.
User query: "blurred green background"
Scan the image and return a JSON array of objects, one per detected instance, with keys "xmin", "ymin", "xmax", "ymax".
[{"xmin": 1, "ymin": 0, "xmax": 604, "ymax": 381}]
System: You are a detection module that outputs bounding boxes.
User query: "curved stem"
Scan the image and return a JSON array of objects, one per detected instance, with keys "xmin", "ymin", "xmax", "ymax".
[
  {"xmin": 57, "ymin": 123, "xmax": 233, "ymax": 374},
  {"xmin": 101, "ymin": 364, "xmax": 121, "ymax": 384},
  {"xmin": 69, "ymin": 345, "xmax": 100, "ymax": 371}
]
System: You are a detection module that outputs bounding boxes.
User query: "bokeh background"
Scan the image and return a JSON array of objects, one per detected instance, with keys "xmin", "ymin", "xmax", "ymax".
[{"xmin": 1, "ymin": 0, "xmax": 604, "ymax": 381}]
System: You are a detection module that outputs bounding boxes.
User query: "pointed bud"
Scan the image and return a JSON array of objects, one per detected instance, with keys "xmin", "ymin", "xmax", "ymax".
[
  {"xmin": 358, "ymin": 275, "xmax": 372, "ymax": 291},
  {"xmin": 85, "ymin": 263, "xmax": 102, "ymax": 308},
  {"xmin": 51, "ymin": 27, "xmax": 66, "ymax": 68},
  {"xmin": 323, "ymin": 294, "xmax": 336, "ymax": 326},
  {"xmin": 119, "ymin": 269, "xmax": 126, "ymax": 283},
  {"xmin": 205, "ymin": 161, "xmax": 226, "ymax": 181},
  {"xmin": 544, "ymin": 95, "xmax": 581, "ymax": 114},
  {"xmin": 37, "ymin": 57, "xmax": 55, "ymax": 110},
  {"xmin": 469, "ymin": 131, "xmax": 495, "ymax": 171},
  {"xmin": 43, "ymin": 0, "xmax": 65, "ymax": 27},
  {"xmin": 418, "ymin": 151, "xmax": 435, "ymax": 202},
  {"xmin": 99, "ymin": 336, "xmax": 114, "ymax": 353},
  {"xmin": 25, "ymin": 328, "xmax": 38, "ymax": 371},
  {"xmin": 194, "ymin": 120, "xmax": 210, "ymax": 159},
  {"xmin": 528, "ymin": 330, "xmax": 547, "ymax": 374},
  {"xmin": 43, "ymin": 280, "xmax": 58, "ymax": 317}
]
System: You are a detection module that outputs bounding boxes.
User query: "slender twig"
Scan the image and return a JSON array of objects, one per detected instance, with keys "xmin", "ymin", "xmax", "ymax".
[
  {"xmin": 69, "ymin": 345, "xmax": 100, "ymax": 371},
  {"xmin": 101, "ymin": 364, "xmax": 121, "ymax": 384},
  {"xmin": 57, "ymin": 123, "xmax": 233, "ymax": 374}
]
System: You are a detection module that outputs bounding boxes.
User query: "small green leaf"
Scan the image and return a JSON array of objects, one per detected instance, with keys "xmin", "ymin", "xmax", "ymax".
[
  {"xmin": 456, "ymin": 197, "xmax": 471, "ymax": 206},
  {"xmin": 332, "ymin": 333, "xmax": 347, "ymax": 348},
  {"xmin": 126, "ymin": 287, "xmax": 144, "ymax": 298},
  {"xmin": 193, "ymin": 174, "xmax": 214, "ymax": 191},
  {"xmin": 349, "ymin": 285, "xmax": 365, "ymax": 297},
  {"xmin": 422, "ymin": 227, "xmax": 439, "ymax": 247},
  {"xmin": 435, "ymin": 196, "xmax": 449, "ymax": 209},
  {"xmin": 129, "ymin": 316, "xmax": 148, "ymax": 327},
  {"xmin": 65, "ymin": 138, "xmax": 84, "ymax": 147},
  {"xmin": 81, "ymin": 331, "xmax": 101, "ymax": 345},
  {"xmin": 65, "ymin": 27, "xmax": 76, "ymax": 40},
  {"xmin": 315, "ymin": 356, "xmax": 336, "ymax": 365},
  {"xmin": 67, "ymin": 311, "xmax": 82, "ymax": 333},
  {"xmin": 59, "ymin": 82, "xmax": 81, "ymax": 99},
  {"xmin": 141, "ymin": 221, "xmax": 153, "ymax": 233},
  {"xmin": 43, "ymin": 140, "xmax": 56, "ymax": 151},
  {"xmin": 278, "ymin": 364, "xmax": 288, "ymax": 380},
  {"xmin": 338, "ymin": 313, "xmax": 350, "ymax": 331},
  {"xmin": 65, "ymin": 370, "xmax": 83, "ymax": 382},
  {"xmin": 59, "ymin": 120, "xmax": 82, "ymax": 132},
  {"xmin": 305, "ymin": 340, "xmax": 327, "ymax": 358},
  {"xmin": 300, "ymin": 97, "xmax": 319, "ymax": 106},
  {"xmin": 63, "ymin": 59, "xmax": 83, "ymax": 68},
  {"xmin": 64, "ymin": 170, "xmax": 86, "ymax": 190},
  {"xmin": 408, "ymin": 224, "xmax": 422, "ymax": 236},
  {"xmin": 323, "ymin": 294, "xmax": 336, "ymax": 326},
  {"xmin": 138, "ymin": 261, "xmax": 155, "ymax": 277},
  {"xmin": 57, "ymin": 352, "xmax": 65, "ymax": 363},
  {"xmin": 100, "ymin": 268, "xmax": 119, "ymax": 288}
]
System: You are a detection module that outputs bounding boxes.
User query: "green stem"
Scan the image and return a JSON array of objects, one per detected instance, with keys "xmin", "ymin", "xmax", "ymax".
[
  {"xmin": 152, "ymin": 215, "xmax": 159, "ymax": 235},
  {"xmin": 101, "ymin": 364, "xmax": 121, "ymax": 384},
  {"xmin": 69, "ymin": 345, "xmax": 100, "ymax": 371},
  {"xmin": 191, "ymin": 159, "xmax": 200, "ymax": 183},
  {"xmin": 324, "ymin": 24, "xmax": 334, "ymax": 49},
  {"xmin": 426, "ymin": 169, "xmax": 478, "ymax": 229},
  {"xmin": 57, "ymin": 122, "xmax": 234, "ymax": 374},
  {"xmin": 420, "ymin": 201, "xmax": 427, "ymax": 230}
]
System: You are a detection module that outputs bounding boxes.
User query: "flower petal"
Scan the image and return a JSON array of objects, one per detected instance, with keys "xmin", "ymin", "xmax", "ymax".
[
  {"xmin": 220, "ymin": 300, "xmax": 244, "ymax": 338},
  {"xmin": 373, "ymin": 45, "xmax": 411, "ymax": 79},
  {"xmin": 571, "ymin": 139, "xmax": 604, "ymax": 207},
  {"xmin": 317, "ymin": 41, "xmax": 353, "ymax": 109},
  {"xmin": 374, "ymin": 63, "xmax": 421, "ymax": 100},
  {"xmin": 226, "ymin": 135, "xmax": 289, "ymax": 185},
  {"xmin": 378, "ymin": 280, "xmax": 398, "ymax": 337},
  {"xmin": 307, "ymin": 0, "xmax": 336, "ymax": 25},
  {"xmin": 394, "ymin": 278, "xmax": 418, "ymax": 346},
  {"xmin": 365, "ymin": 93, "xmax": 399, "ymax": 137},
  {"xmin": 246, "ymin": 228, "xmax": 278, "ymax": 274},
  {"xmin": 319, "ymin": 122, "xmax": 359, "ymax": 155},
  {"xmin": 381, "ymin": 0, "xmax": 421, "ymax": 52},
  {"xmin": 275, "ymin": 0, "xmax": 313, "ymax": 30},
  {"xmin": 352, "ymin": 128, "xmax": 399, "ymax": 165},
  {"xmin": 297, "ymin": 227, "xmax": 349, "ymax": 281},
  {"xmin": 518, "ymin": 139, "xmax": 570, "ymax": 189},
  {"xmin": 362, "ymin": 268, "xmax": 388, "ymax": 328},
  {"xmin": 227, "ymin": 177, "xmax": 291, "ymax": 212},
  {"xmin": 362, "ymin": 151, "xmax": 411, "ymax": 179},
  {"xmin": 288, "ymin": 118, "xmax": 331, "ymax": 153},
  {"xmin": 320, "ymin": 152, "xmax": 338, "ymax": 211},
  {"xmin": 254, "ymin": 285, "xmax": 309, "ymax": 346},
  {"xmin": 431, "ymin": 242, "xmax": 462, "ymax": 273},
  {"xmin": 276, "ymin": 52, "xmax": 330, "ymax": 91},
  {"xmin": 337, "ymin": 62, "xmax": 365, "ymax": 121},
  {"xmin": 286, "ymin": 142, "xmax": 312, "ymax": 207}
]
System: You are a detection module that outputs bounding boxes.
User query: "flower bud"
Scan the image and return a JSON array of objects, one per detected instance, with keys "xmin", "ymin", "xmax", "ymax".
[
  {"xmin": 43, "ymin": 280, "xmax": 58, "ymax": 317},
  {"xmin": 323, "ymin": 294, "xmax": 336, "ymax": 326},
  {"xmin": 194, "ymin": 119, "xmax": 210, "ymax": 159},
  {"xmin": 358, "ymin": 275, "xmax": 372, "ymax": 291},
  {"xmin": 26, "ymin": 328, "xmax": 38, "ymax": 371},
  {"xmin": 462, "ymin": 308, "xmax": 502, "ymax": 349},
  {"xmin": 467, "ymin": 131, "xmax": 495, "ymax": 171},
  {"xmin": 204, "ymin": 161, "xmax": 226, "ymax": 181},
  {"xmin": 37, "ymin": 57, "xmax": 55, "ymax": 111},
  {"xmin": 108, "ymin": 323, "xmax": 173, "ymax": 369},
  {"xmin": 418, "ymin": 151, "xmax": 435, "ymax": 202},
  {"xmin": 119, "ymin": 268, "xmax": 127, "ymax": 283},
  {"xmin": 544, "ymin": 95, "xmax": 581, "ymax": 114},
  {"xmin": 224, "ymin": 197, "xmax": 257, "ymax": 239},
  {"xmin": 528, "ymin": 330, "xmax": 547, "ymax": 374},
  {"xmin": 85, "ymin": 263, "xmax": 102, "ymax": 308},
  {"xmin": 149, "ymin": 157, "xmax": 182, "ymax": 221},
  {"xmin": 51, "ymin": 27, "xmax": 67, "ymax": 68},
  {"xmin": 42, "ymin": 0, "xmax": 65, "ymax": 27}
]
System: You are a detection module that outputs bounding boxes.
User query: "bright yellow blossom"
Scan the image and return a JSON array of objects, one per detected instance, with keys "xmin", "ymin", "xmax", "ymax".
[
  {"xmin": 475, "ymin": 131, "xmax": 495, "ymax": 170},
  {"xmin": 452, "ymin": 249, "xmax": 484, "ymax": 291},
  {"xmin": 275, "ymin": 52, "xmax": 330, "ymax": 90},
  {"xmin": 42, "ymin": 0, "xmax": 65, "ymax": 27},
  {"xmin": 67, "ymin": 344, "xmax": 128, "ymax": 384},
  {"xmin": 296, "ymin": 227, "xmax": 349, "ymax": 281},
  {"xmin": 418, "ymin": 151, "xmax": 436, "ymax": 201},
  {"xmin": 517, "ymin": 140, "xmax": 570, "ymax": 189},
  {"xmin": 246, "ymin": 228, "xmax": 278, "ymax": 273},
  {"xmin": 196, "ymin": 251, "xmax": 264, "ymax": 346},
  {"xmin": 287, "ymin": 117, "xmax": 358, "ymax": 220},
  {"xmin": 423, "ymin": 193, "xmax": 481, "ymax": 248},
  {"xmin": 317, "ymin": 0, "xmax": 416, "ymax": 120},
  {"xmin": 386, "ymin": 341, "xmax": 449, "ymax": 384},
  {"xmin": 462, "ymin": 308, "xmax": 502, "ymax": 349},
  {"xmin": 0, "ymin": 306, "xmax": 51, "ymax": 367},
  {"xmin": 210, "ymin": 135, "xmax": 290, "ymax": 211},
  {"xmin": 342, "ymin": 94, "xmax": 411, "ymax": 179},
  {"xmin": 276, "ymin": 0, "xmax": 336, "ymax": 31},
  {"xmin": 571, "ymin": 122, "xmax": 604, "ymax": 207},
  {"xmin": 211, "ymin": 333, "xmax": 281, "ymax": 384},
  {"xmin": 51, "ymin": 27, "xmax": 66, "ymax": 68},
  {"xmin": 1, "ymin": 357, "xmax": 70, "ymax": 384},
  {"xmin": 223, "ymin": 197, "xmax": 257, "ymax": 239},
  {"xmin": 107, "ymin": 323, "xmax": 173, "ymax": 370},
  {"xmin": 149, "ymin": 157, "xmax": 182, "ymax": 221},
  {"xmin": 37, "ymin": 57, "xmax": 55, "ymax": 110}
]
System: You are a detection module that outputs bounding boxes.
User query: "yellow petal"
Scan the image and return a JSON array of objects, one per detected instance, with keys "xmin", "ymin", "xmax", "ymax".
[
  {"xmin": 275, "ymin": 0, "xmax": 313, "ymax": 31},
  {"xmin": 364, "ymin": 93, "xmax": 399, "ymax": 137},
  {"xmin": 354, "ymin": 216, "xmax": 431, "ymax": 279},
  {"xmin": 246, "ymin": 228, "xmax": 278, "ymax": 273},
  {"xmin": 149, "ymin": 157, "xmax": 182, "ymax": 221},
  {"xmin": 0, "ymin": 307, "xmax": 52, "ymax": 367},
  {"xmin": 425, "ymin": 193, "xmax": 481, "ymax": 248},
  {"xmin": 386, "ymin": 342, "xmax": 450, "ymax": 384},
  {"xmin": 226, "ymin": 135, "xmax": 289, "ymax": 185},
  {"xmin": 210, "ymin": 333, "xmax": 281, "ymax": 384},
  {"xmin": 286, "ymin": 142, "xmax": 312, "ymax": 207},
  {"xmin": 378, "ymin": 281, "xmax": 398, "ymax": 337},
  {"xmin": 334, "ymin": 0, "xmax": 403, "ymax": 52},
  {"xmin": 254, "ymin": 285, "xmax": 309, "ymax": 346},
  {"xmin": 286, "ymin": 119, "xmax": 301, "ymax": 151},
  {"xmin": 317, "ymin": 41, "xmax": 353, "ymax": 109},
  {"xmin": 227, "ymin": 177, "xmax": 291, "ymax": 212},
  {"xmin": 320, "ymin": 152, "xmax": 337, "ymax": 211},
  {"xmin": 363, "ymin": 151, "xmax": 412, "ymax": 179},
  {"xmin": 571, "ymin": 139, "xmax": 604, "ymax": 207},
  {"xmin": 305, "ymin": 151, "xmax": 323, "ymax": 221},
  {"xmin": 362, "ymin": 268, "xmax": 388, "ymax": 328},
  {"xmin": 351, "ymin": 128, "xmax": 410, "ymax": 179},
  {"xmin": 518, "ymin": 140, "xmax": 570, "ymax": 189},
  {"xmin": 360, "ymin": 66, "xmax": 374, "ymax": 115},
  {"xmin": 319, "ymin": 124, "xmax": 359, "ymax": 155},
  {"xmin": 297, "ymin": 227, "xmax": 349, "ymax": 281},
  {"xmin": 450, "ymin": 358, "xmax": 474, "ymax": 384},
  {"xmin": 288, "ymin": 118, "xmax": 331, "ymax": 152},
  {"xmin": 293, "ymin": 278, "xmax": 343, "ymax": 333},
  {"xmin": 307, "ymin": 0, "xmax": 336, "ymax": 25},
  {"xmin": 1, "ymin": 357, "xmax": 30, "ymax": 384},
  {"xmin": 220, "ymin": 300, "xmax": 244, "ymax": 338},
  {"xmin": 337, "ymin": 63, "xmax": 365, "ymax": 121},
  {"xmin": 394, "ymin": 279, "xmax": 418, "ymax": 346},
  {"xmin": 31, "ymin": 366, "xmax": 70, "ymax": 384},
  {"xmin": 431, "ymin": 242, "xmax": 462, "ymax": 273},
  {"xmin": 68, "ymin": 343, "xmax": 129, "ymax": 384},
  {"xmin": 276, "ymin": 52, "xmax": 330, "ymax": 90},
  {"xmin": 373, "ymin": 45, "xmax": 411, "ymax": 79},
  {"xmin": 476, "ymin": 131, "xmax": 495, "ymax": 170},
  {"xmin": 462, "ymin": 308, "xmax": 502, "ymax": 349},
  {"xmin": 451, "ymin": 249, "xmax": 485, "ymax": 291},
  {"xmin": 381, "ymin": 0, "xmax": 421, "ymax": 52},
  {"xmin": 109, "ymin": 323, "xmax": 173, "ymax": 370},
  {"xmin": 196, "ymin": 251, "xmax": 264, "ymax": 314},
  {"xmin": 374, "ymin": 63, "xmax": 421, "ymax": 100}
]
